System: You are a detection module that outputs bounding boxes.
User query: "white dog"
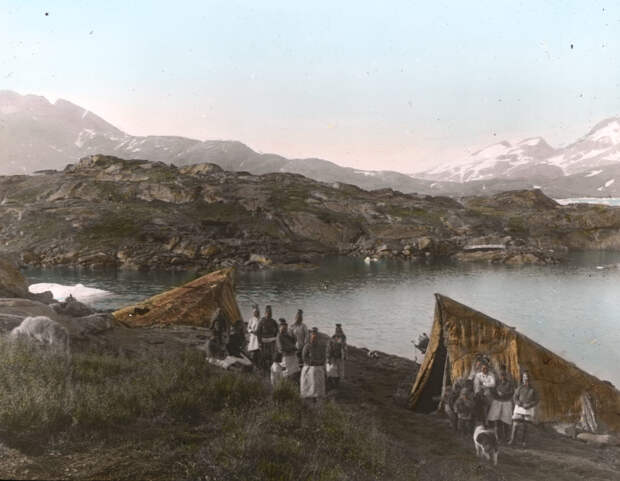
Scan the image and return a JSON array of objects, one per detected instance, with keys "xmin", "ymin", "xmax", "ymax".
[
  {"xmin": 473, "ymin": 424, "xmax": 498, "ymax": 466},
  {"xmin": 10, "ymin": 316, "xmax": 70, "ymax": 354}
]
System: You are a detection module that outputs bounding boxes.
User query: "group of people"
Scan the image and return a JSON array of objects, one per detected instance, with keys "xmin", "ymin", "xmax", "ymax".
[
  {"xmin": 443, "ymin": 355, "xmax": 539, "ymax": 447},
  {"xmin": 206, "ymin": 304, "xmax": 347, "ymax": 401}
]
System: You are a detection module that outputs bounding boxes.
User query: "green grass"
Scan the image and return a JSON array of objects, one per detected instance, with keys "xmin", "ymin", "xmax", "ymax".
[{"xmin": 0, "ymin": 340, "xmax": 407, "ymax": 481}]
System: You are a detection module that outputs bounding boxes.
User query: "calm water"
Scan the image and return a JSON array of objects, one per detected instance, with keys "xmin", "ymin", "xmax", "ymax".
[{"xmin": 24, "ymin": 251, "xmax": 620, "ymax": 387}]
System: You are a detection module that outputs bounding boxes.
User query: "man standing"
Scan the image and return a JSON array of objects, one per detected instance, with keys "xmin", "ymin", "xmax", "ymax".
[
  {"xmin": 257, "ymin": 305, "xmax": 279, "ymax": 372},
  {"xmin": 276, "ymin": 318, "xmax": 300, "ymax": 381},
  {"xmin": 326, "ymin": 323, "xmax": 347, "ymax": 389},
  {"xmin": 247, "ymin": 305, "xmax": 261, "ymax": 365},
  {"xmin": 509, "ymin": 372, "xmax": 539, "ymax": 447},
  {"xmin": 300, "ymin": 327, "xmax": 326, "ymax": 401},
  {"xmin": 289, "ymin": 309, "xmax": 308, "ymax": 368}
]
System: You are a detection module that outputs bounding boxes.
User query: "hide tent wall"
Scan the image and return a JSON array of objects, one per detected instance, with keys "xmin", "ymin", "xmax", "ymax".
[
  {"xmin": 113, "ymin": 268, "xmax": 242, "ymax": 328},
  {"xmin": 409, "ymin": 294, "xmax": 620, "ymax": 434}
]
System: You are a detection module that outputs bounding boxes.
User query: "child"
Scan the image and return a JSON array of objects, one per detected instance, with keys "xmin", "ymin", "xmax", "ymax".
[
  {"xmin": 270, "ymin": 352, "xmax": 284, "ymax": 387},
  {"xmin": 455, "ymin": 386, "xmax": 475, "ymax": 436}
]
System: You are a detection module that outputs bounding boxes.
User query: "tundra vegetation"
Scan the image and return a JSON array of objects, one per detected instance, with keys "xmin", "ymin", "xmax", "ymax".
[{"xmin": 0, "ymin": 338, "xmax": 412, "ymax": 481}]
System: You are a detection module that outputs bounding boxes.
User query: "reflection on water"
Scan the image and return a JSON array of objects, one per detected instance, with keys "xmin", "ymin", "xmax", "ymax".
[{"xmin": 23, "ymin": 250, "xmax": 620, "ymax": 387}]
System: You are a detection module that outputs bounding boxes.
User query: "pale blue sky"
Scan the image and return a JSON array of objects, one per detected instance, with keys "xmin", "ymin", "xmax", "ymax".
[{"xmin": 2, "ymin": 0, "xmax": 619, "ymax": 171}]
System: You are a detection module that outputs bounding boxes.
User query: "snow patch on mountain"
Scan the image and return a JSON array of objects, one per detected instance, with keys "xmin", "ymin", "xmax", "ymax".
[
  {"xmin": 589, "ymin": 120, "xmax": 620, "ymax": 145},
  {"xmin": 74, "ymin": 129, "xmax": 96, "ymax": 148}
]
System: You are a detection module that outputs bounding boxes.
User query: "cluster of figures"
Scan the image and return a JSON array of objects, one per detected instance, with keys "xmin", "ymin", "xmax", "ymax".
[
  {"xmin": 442, "ymin": 355, "xmax": 540, "ymax": 447},
  {"xmin": 205, "ymin": 305, "xmax": 347, "ymax": 401}
]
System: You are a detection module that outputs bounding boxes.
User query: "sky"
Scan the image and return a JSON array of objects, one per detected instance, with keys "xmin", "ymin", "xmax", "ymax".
[{"xmin": 1, "ymin": 0, "xmax": 620, "ymax": 173}]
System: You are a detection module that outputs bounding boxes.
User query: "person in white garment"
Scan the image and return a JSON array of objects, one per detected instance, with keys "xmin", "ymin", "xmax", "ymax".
[
  {"xmin": 474, "ymin": 363, "xmax": 496, "ymax": 425},
  {"xmin": 300, "ymin": 327, "xmax": 326, "ymax": 401},
  {"xmin": 270, "ymin": 352, "xmax": 284, "ymax": 387},
  {"xmin": 247, "ymin": 305, "xmax": 261, "ymax": 365}
]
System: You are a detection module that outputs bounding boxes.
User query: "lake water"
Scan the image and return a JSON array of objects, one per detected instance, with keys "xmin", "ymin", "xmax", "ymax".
[{"xmin": 23, "ymin": 251, "xmax": 620, "ymax": 387}]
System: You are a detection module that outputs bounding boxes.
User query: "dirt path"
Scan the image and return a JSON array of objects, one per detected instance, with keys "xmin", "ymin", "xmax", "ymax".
[{"xmin": 338, "ymin": 345, "xmax": 620, "ymax": 481}]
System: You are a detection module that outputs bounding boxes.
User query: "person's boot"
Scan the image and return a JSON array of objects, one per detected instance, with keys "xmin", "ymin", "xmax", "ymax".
[{"xmin": 521, "ymin": 423, "xmax": 528, "ymax": 447}]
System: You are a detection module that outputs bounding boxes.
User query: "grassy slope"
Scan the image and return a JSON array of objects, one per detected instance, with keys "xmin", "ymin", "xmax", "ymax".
[{"xmin": 0, "ymin": 333, "xmax": 618, "ymax": 481}]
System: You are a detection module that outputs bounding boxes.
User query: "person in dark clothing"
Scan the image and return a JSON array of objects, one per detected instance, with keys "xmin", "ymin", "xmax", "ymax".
[
  {"xmin": 326, "ymin": 324, "xmax": 347, "ymax": 389},
  {"xmin": 226, "ymin": 320, "xmax": 246, "ymax": 358},
  {"xmin": 209, "ymin": 307, "xmax": 228, "ymax": 345},
  {"xmin": 276, "ymin": 318, "xmax": 299, "ymax": 380},
  {"xmin": 488, "ymin": 366, "xmax": 515, "ymax": 442},
  {"xmin": 257, "ymin": 305, "xmax": 279, "ymax": 372},
  {"xmin": 206, "ymin": 329, "xmax": 228, "ymax": 360}
]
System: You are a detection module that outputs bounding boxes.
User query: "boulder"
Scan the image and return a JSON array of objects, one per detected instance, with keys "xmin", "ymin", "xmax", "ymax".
[
  {"xmin": 113, "ymin": 268, "xmax": 242, "ymax": 328},
  {"xmin": 51, "ymin": 296, "xmax": 95, "ymax": 317},
  {"xmin": 417, "ymin": 237, "xmax": 433, "ymax": 251},
  {"xmin": 246, "ymin": 254, "xmax": 272, "ymax": 266},
  {"xmin": 0, "ymin": 256, "xmax": 29, "ymax": 298}
]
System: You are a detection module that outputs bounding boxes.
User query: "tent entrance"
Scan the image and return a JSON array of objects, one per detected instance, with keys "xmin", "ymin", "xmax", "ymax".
[{"xmin": 414, "ymin": 334, "xmax": 449, "ymax": 413}]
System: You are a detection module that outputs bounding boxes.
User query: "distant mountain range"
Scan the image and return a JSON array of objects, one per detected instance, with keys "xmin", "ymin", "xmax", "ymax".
[
  {"xmin": 2, "ymin": 90, "xmax": 620, "ymax": 198},
  {"xmin": 416, "ymin": 117, "xmax": 620, "ymax": 197}
]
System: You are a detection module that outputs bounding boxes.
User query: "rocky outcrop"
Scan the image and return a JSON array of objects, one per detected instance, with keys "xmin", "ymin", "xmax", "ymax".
[
  {"xmin": 0, "ymin": 257, "xmax": 30, "ymax": 298},
  {"xmin": 3, "ymin": 155, "xmax": 620, "ymax": 270},
  {"xmin": 113, "ymin": 268, "xmax": 242, "ymax": 328}
]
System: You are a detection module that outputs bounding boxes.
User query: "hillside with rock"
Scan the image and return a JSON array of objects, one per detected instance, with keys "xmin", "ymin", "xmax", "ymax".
[{"xmin": 2, "ymin": 155, "xmax": 620, "ymax": 271}]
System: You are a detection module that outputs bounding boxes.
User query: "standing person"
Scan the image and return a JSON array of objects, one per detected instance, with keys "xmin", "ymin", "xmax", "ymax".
[
  {"xmin": 257, "ymin": 305, "xmax": 279, "ymax": 372},
  {"xmin": 226, "ymin": 320, "xmax": 246, "ymax": 358},
  {"xmin": 509, "ymin": 372, "xmax": 539, "ymax": 447},
  {"xmin": 300, "ymin": 327, "xmax": 326, "ymax": 401},
  {"xmin": 326, "ymin": 323, "xmax": 347, "ymax": 389},
  {"xmin": 276, "ymin": 318, "xmax": 300, "ymax": 381},
  {"xmin": 290, "ymin": 309, "xmax": 308, "ymax": 368},
  {"xmin": 487, "ymin": 366, "xmax": 514, "ymax": 442},
  {"xmin": 473, "ymin": 363, "xmax": 496, "ymax": 425},
  {"xmin": 247, "ymin": 305, "xmax": 261, "ymax": 365},
  {"xmin": 209, "ymin": 307, "xmax": 229, "ymax": 345}
]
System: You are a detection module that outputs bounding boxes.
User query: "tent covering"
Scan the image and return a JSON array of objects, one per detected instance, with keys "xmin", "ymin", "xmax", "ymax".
[
  {"xmin": 409, "ymin": 294, "xmax": 620, "ymax": 433},
  {"xmin": 114, "ymin": 268, "xmax": 242, "ymax": 328}
]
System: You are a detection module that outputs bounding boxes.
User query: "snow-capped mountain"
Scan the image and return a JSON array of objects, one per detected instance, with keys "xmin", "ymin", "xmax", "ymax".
[
  {"xmin": 544, "ymin": 118, "xmax": 620, "ymax": 175},
  {"xmin": 420, "ymin": 137, "xmax": 560, "ymax": 182},
  {"xmin": 418, "ymin": 117, "xmax": 620, "ymax": 186},
  {"xmin": 0, "ymin": 90, "xmax": 441, "ymax": 194}
]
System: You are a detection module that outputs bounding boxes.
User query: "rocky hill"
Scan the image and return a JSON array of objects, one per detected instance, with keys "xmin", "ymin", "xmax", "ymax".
[{"xmin": 2, "ymin": 154, "xmax": 620, "ymax": 271}]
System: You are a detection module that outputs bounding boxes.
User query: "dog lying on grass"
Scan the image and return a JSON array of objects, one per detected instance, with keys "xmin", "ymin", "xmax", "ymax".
[
  {"xmin": 9, "ymin": 316, "xmax": 70, "ymax": 355},
  {"xmin": 473, "ymin": 424, "xmax": 498, "ymax": 466}
]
